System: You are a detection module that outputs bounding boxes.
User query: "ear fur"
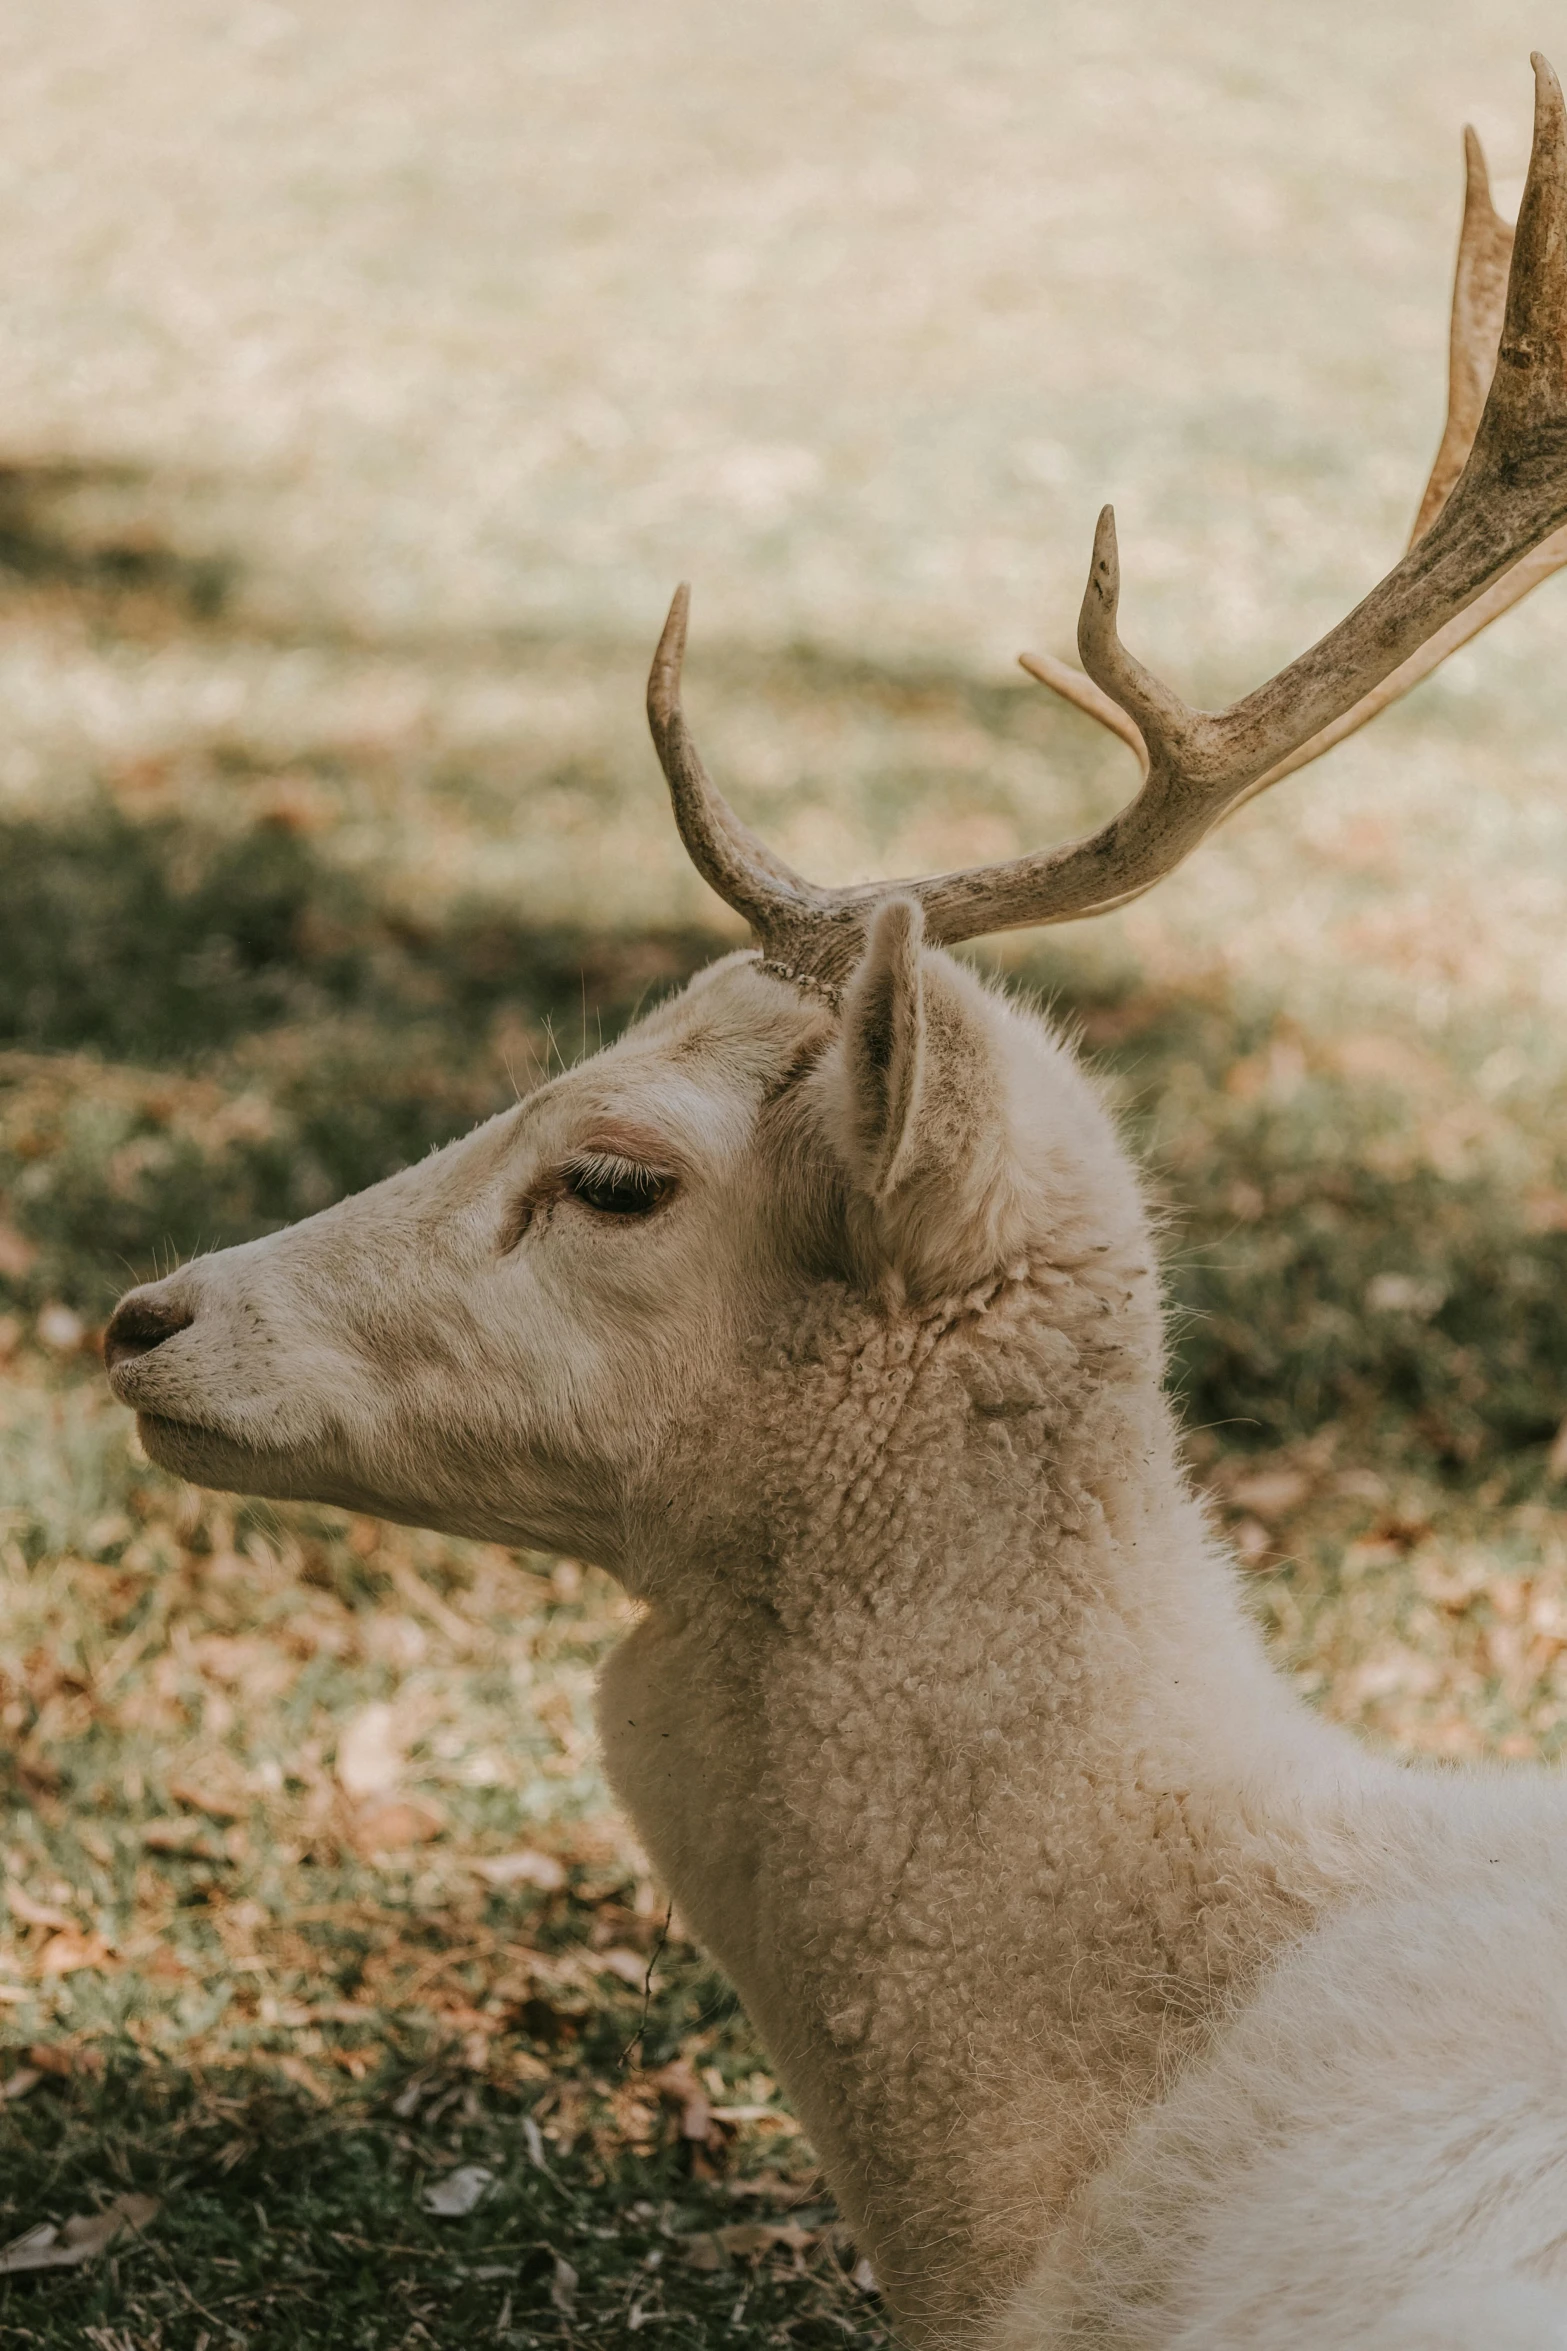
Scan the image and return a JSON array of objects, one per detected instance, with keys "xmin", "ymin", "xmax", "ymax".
[
  {"xmin": 838, "ymin": 896, "xmax": 928, "ymax": 1201},
  {"xmin": 829, "ymin": 897, "xmax": 1014, "ymax": 1295}
]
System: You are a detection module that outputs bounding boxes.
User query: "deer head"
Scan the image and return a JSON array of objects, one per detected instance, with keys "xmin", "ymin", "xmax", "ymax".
[{"xmin": 105, "ymin": 56, "xmax": 1567, "ymax": 1586}]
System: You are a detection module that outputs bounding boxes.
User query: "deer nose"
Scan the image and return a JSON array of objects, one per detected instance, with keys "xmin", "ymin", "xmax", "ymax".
[{"xmin": 104, "ymin": 1289, "xmax": 195, "ymax": 1373}]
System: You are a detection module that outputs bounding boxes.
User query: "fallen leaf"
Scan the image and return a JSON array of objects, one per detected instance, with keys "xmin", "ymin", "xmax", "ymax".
[
  {"xmin": 27, "ymin": 2043, "xmax": 101, "ymax": 2080},
  {"xmin": 1232, "ymin": 1517, "xmax": 1272, "ymax": 1567},
  {"xmin": 1227, "ymin": 1469, "xmax": 1309, "ymax": 1523},
  {"xmin": 1549, "ymin": 1417, "xmax": 1567, "ymax": 1483},
  {"xmin": 351, "ymin": 1798, "xmax": 444, "ymax": 1854},
  {"xmin": 142, "ymin": 1818, "xmax": 224, "ymax": 1858},
  {"xmin": 474, "ymin": 1848, "xmax": 566, "ymax": 1893},
  {"xmin": 336, "ymin": 1704, "xmax": 403, "ymax": 1800},
  {"xmin": 723, "ymin": 2173, "xmax": 825, "ymax": 2206},
  {"xmin": 550, "ymin": 2254, "xmax": 578, "ymax": 2315},
  {"xmin": 714, "ymin": 2221, "xmax": 816, "ymax": 2259},
  {"xmin": 168, "ymin": 1776, "xmax": 246, "ymax": 1822},
  {"xmin": 305, "ymin": 2000, "xmax": 381, "ymax": 2027},
  {"xmin": 653, "ymin": 2059, "xmax": 712, "ymax": 2141},
  {"xmin": 421, "ymin": 2164, "xmax": 494, "ymax": 2218},
  {"xmin": 0, "ymin": 2069, "xmax": 40, "ymax": 2103},
  {"xmin": 594, "ymin": 1946, "xmax": 649, "ymax": 1988},
  {"xmin": 1365, "ymin": 1272, "xmax": 1446, "ymax": 1319},
  {"xmin": 0, "ymin": 1223, "xmax": 38, "ymax": 1280},
  {"xmin": 1525, "ymin": 1189, "xmax": 1567, "ymax": 1234},
  {"xmin": 273, "ymin": 2054, "xmax": 330, "ymax": 2103},
  {"xmin": 37, "ymin": 1931, "xmax": 111, "ymax": 1978},
  {"xmin": 140, "ymin": 1944, "xmax": 192, "ymax": 1984},
  {"xmin": 5, "ymin": 1884, "xmax": 77, "ymax": 1933},
  {"xmin": 0, "ymin": 2192, "xmax": 158, "ymax": 2274}
]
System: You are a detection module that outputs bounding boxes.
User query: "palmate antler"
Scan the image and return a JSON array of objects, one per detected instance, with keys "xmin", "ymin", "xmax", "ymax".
[{"xmin": 648, "ymin": 55, "xmax": 1567, "ymax": 997}]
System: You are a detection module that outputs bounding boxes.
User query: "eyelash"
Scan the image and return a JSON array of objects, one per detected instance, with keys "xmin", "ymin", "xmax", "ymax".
[{"xmin": 561, "ymin": 1153, "xmax": 675, "ymax": 1218}]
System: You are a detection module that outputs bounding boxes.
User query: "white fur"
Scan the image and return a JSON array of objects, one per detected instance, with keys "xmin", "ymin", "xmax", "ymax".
[{"xmin": 105, "ymin": 906, "xmax": 1567, "ymax": 2347}]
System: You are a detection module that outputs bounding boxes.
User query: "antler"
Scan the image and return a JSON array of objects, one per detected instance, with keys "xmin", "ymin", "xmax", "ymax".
[
  {"xmin": 1022, "ymin": 98, "xmax": 1567, "ymax": 813},
  {"xmin": 648, "ymin": 56, "xmax": 1567, "ymax": 994}
]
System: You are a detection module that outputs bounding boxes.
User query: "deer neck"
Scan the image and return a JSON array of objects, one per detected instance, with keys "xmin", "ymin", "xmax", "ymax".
[{"xmin": 597, "ymin": 1272, "xmax": 1375, "ymax": 2345}]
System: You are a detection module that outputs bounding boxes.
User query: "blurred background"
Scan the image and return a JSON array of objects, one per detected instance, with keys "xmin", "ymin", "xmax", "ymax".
[{"xmin": 1, "ymin": 4, "xmax": 1566, "ymax": 2343}]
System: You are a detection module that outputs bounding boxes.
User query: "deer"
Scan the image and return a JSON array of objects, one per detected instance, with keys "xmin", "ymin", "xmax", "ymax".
[{"xmin": 101, "ymin": 56, "xmax": 1567, "ymax": 2350}]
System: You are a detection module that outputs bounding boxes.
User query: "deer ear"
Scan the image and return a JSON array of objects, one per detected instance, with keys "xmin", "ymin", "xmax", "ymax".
[
  {"xmin": 831, "ymin": 897, "xmax": 1013, "ymax": 1291},
  {"xmin": 837, "ymin": 896, "xmax": 928, "ymax": 1201}
]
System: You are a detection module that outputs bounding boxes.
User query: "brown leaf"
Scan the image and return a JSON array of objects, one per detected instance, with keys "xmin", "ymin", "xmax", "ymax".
[
  {"xmin": 5, "ymin": 1885, "xmax": 76, "ymax": 1933},
  {"xmin": 1227, "ymin": 1469, "xmax": 1309, "ymax": 1523},
  {"xmin": 714, "ymin": 2221, "xmax": 816, "ymax": 2259},
  {"xmin": 28, "ymin": 2044, "xmax": 87, "ymax": 2079},
  {"xmin": 594, "ymin": 1947, "xmax": 648, "ymax": 1989},
  {"xmin": 723, "ymin": 2173, "xmax": 825, "ymax": 2206},
  {"xmin": 142, "ymin": 1817, "xmax": 223, "ymax": 1858},
  {"xmin": 0, "ymin": 1223, "xmax": 38, "ymax": 1280},
  {"xmin": 1548, "ymin": 1416, "xmax": 1567, "ymax": 1483},
  {"xmin": 167, "ymin": 1775, "xmax": 246, "ymax": 1822},
  {"xmin": 351, "ymin": 1799, "xmax": 445, "ymax": 1854},
  {"xmin": 37, "ymin": 1931, "xmax": 112, "ymax": 1978},
  {"xmin": 473, "ymin": 1848, "xmax": 566, "ymax": 1893},
  {"xmin": 336, "ymin": 1704, "xmax": 403, "ymax": 1800},
  {"xmin": 273, "ymin": 2054, "xmax": 330, "ymax": 2103},
  {"xmin": 0, "ymin": 2192, "xmax": 157, "ymax": 2274},
  {"xmin": 653, "ymin": 2058, "xmax": 713, "ymax": 2141},
  {"xmin": 140, "ymin": 1944, "xmax": 192, "ymax": 1984},
  {"xmin": 1232, "ymin": 1518, "xmax": 1272, "ymax": 1567}
]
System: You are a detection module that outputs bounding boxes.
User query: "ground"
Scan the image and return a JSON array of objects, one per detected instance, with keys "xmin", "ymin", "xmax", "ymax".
[{"xmin": 2, "ymin": 4, "xmax": 1567, "ymax": 2345}]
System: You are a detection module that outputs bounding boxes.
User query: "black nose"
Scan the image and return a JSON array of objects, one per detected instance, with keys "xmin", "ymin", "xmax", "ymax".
[{"xmin": 104, "ymin": 1290, "xmax": 195, "ymax": 1373}]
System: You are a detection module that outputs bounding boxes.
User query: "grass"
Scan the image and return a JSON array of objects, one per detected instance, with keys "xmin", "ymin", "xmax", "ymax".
[
  {"xmin": 6, "ymin": 19, "xmax": 1567, "ymax": 2329},
  {"xmin": 4, "ymin": 452, "xmax": 1567, "ymax": 2345}
]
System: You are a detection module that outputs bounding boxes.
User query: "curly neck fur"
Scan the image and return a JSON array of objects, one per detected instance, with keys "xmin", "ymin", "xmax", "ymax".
[{"xmin": 601, "ymin": 1239, "xmax": 1378, "ymax": 2345}]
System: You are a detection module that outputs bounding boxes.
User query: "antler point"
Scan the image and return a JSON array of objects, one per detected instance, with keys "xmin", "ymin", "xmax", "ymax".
[{"xmin": 1530, "ymin": 51, "xmax": 1563, "ymax": 122}]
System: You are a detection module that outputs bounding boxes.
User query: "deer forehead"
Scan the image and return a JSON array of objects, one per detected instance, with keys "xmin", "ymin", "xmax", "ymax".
[{"xmin": 507, "ymin": 961, "xmax": 830, "ymax": 1177}]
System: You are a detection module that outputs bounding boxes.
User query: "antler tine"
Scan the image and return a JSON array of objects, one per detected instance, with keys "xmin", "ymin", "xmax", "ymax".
[
  {"xmin": 905, "ymin": 53, "xmax": 1567, "ymax": 944},
  {"xmin": 1012, "ymin": 71, "xmax": 1567, "ymax": 858},
  {"xmin": 1410, "ymin": 122, "xmax": 1515, "ymax": 543},
  {"xmin": 649, "ymin": 59, "xmax": 1567, "ymax": 987},
  {"xmin": 646, "ymin": 586, "xmax": 841, "ymax": 972},
  {"xmin": 1016, "ymin": 648, "xmax": 1150, "ymax": 779}
]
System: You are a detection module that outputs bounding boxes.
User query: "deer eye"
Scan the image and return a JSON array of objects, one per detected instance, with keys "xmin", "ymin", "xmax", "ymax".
[{"xmin": 562, "ymin": 1153, "xmax": 674, "ymax": 1218}]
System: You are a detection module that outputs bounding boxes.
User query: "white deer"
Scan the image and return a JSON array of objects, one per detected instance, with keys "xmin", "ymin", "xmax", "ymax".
[{"xmin": 104, "ymin": 59, "xmax": 1567, "ymax": 2351}]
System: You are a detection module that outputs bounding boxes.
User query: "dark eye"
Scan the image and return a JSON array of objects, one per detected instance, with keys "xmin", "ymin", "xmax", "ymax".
[{"xmin": 563, "ymin": 1154, "xmax": 674, "ymax": 1218}]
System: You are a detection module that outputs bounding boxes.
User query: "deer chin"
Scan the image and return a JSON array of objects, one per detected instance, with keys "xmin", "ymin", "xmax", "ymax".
[
  {"xmin": 134, "ymin": 1408, "xmax": 320, "ymax": 1499},
  {"xmin": 136, "ymin": 1408, "xmax": 560, "ymax": 1548},
  {"xmin": 136, "ymin": 1410, "xmax": 386, "ymax": 1518}
]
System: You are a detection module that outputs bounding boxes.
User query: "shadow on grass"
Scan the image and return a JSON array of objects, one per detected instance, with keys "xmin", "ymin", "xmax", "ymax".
[
  {"xmin": 0, "ymin": 798, "xmax": 714, "ymax": 1304},
  {"xmin": 0, "ymin": 437, "xmax": 1563, "ymax": 1476},
  {"xmin": 0, "ymin": 804, "xmax": 713, "ymax": 1071},
  {"xmin": 2, "ymin": 792, "xmax": 1566, "ymax": 1474},
  {"xmin": 999, "ymin": 946, "xmax": 1567, "ymax": 1476},
  {"xmin": 0, "ymin": 2055, "xmax": 883, "ymax": 2350},
  {"xmin": 0, "ymin": 460, "xmax": 235, "ymax": 625}
]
